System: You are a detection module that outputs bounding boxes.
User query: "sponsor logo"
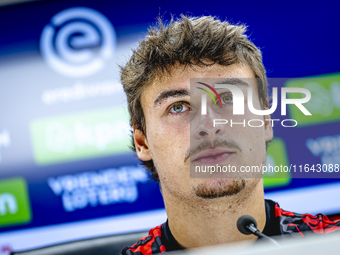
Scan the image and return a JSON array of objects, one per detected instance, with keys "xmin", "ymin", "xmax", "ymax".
[
  {"xmin": 0, "ymin": 178, "xmax": 31, "ymax": 228},
  {"xmin": 47, "ymin": 166, "xmax": 148, "ymax": 212},
  {"xmin": 306, "ymin": 134, "xmax": 340, "ymax": 166},
  {"xmin": 41, "ymin": 80, "xmax": 122, "ymax": 105},
  {"xmin": 40, "ymin": 7, "xmax": 116, "ymax": 77},
  {"xmin": 30, "ymin": 108, "xmax": 130, "ymax": 165}
]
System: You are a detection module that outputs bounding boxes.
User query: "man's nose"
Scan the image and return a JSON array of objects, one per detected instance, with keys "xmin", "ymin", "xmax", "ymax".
[
  {"xmin": 198, "ymin": 129, "xmax": 221, "ymax": 137},
  {"xmin": 194, "ymin": 106, "xmax": 223, "ymax": 139}
]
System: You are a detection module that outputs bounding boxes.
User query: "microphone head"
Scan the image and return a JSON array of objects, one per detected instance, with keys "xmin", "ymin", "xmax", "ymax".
[{"xmin": 237, "ymin": 215, "xmax": 258, "ymax": 235}]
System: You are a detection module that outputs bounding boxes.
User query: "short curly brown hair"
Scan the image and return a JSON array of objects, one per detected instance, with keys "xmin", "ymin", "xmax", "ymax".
[{"xmin": 120, "ymin": 15, "xmax": 268, "ymax": 182}]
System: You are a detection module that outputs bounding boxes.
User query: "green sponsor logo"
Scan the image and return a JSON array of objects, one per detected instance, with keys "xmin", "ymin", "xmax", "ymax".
[
  {"xmin": 30, "ymin": 107, "xmax": 131, "ymax": 165},
  {"xmin": 0, "ymin": 178, "xmax": 31, "ymax": 227},
  {"xmin": 285, "ymin": 73, "xmax": 340, "ymax": 126},
  {"xmin": 264, "ymin": 138, "xmax": 291, "ymax": 188}
]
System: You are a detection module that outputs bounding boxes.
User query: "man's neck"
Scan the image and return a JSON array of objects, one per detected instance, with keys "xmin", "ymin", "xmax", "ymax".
[{"xmin": 162, "ymin": 180, "xmax": 266, "ymax": 249}]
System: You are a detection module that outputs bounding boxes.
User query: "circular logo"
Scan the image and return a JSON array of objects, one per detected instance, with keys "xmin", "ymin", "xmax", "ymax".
[{"xmin": 40, "ymin": 7, "xmax": 116, "ymax": 77}]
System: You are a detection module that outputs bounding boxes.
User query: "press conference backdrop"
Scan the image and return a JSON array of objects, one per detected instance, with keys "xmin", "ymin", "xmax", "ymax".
[{"xmin": 0, "ymin": 0, "xmax": 339, "ymax": 254}]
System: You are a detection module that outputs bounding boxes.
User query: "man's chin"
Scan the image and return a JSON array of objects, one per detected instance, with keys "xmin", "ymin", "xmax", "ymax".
[{"xmin": 194, "ymin": 179, "xmax": 246, "ymax": 199}]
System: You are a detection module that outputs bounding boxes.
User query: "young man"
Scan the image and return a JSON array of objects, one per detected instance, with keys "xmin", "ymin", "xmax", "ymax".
[{"xmin": 119, "ymin": 16, "xmax": 340, "ymax": 254}]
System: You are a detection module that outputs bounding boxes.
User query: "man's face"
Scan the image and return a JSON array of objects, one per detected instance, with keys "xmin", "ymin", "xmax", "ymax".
[{"xmin": 135, "ymin": 64, "xmax": 273, "ymax": 202}]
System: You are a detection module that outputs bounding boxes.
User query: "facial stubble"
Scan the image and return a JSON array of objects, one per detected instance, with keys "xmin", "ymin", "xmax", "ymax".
[{"xmin": 194, "ymin": 179, "xmax": 246, "ymax": 199}]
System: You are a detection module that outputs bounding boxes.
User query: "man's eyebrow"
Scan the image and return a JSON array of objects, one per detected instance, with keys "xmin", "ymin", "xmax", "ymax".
[
  {"xmin": 215, "ymin": 78, "xmax": 249, "ymax": 88},
  {"xmin": 154, "ymin": 89, "xmax": 190, "ymax": 107}
]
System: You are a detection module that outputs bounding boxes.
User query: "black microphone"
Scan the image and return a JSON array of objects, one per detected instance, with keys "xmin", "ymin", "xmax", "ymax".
[{"xmin": 237, "ymin": 215, "xmax": 281, "ymax": 247}]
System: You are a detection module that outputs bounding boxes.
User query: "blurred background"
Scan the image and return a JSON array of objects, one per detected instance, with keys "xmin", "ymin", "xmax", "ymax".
[{"xmin": 0, "ymin": 0, "xmax": 339, "ymax": 254}]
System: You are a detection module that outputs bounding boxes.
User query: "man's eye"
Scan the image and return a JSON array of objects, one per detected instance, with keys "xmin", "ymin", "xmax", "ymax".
[
  {"xmin": 221, "ymin": 94, "xmax": 233, "ymax": 104},
  {"xmin": 173, "ymin": 104, "xmax": 183, "ymax": 112},
  {"xmin": 169, "ymin": 103, "xmax": 190, "ymax": 114}
]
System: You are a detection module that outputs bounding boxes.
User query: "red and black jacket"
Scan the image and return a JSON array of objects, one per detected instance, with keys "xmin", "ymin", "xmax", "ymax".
[{"xmin": 120, "ymin": 199, "xmax": 340, "ymax": 255}]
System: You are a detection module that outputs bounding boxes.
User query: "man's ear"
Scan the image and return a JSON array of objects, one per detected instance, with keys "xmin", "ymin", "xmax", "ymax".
[
  {"xmin": 133, "ymin": 126, "xmax": 152, "ymax": 161},
  {"xmin": 264, "ymin": 114, "xmax": 273, "ymax": 142}
]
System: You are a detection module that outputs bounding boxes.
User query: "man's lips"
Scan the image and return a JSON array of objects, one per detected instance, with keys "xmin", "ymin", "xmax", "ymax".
[{"xmin": 192, "ymin": 148, "xmax": 235, "ymax": 164}]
